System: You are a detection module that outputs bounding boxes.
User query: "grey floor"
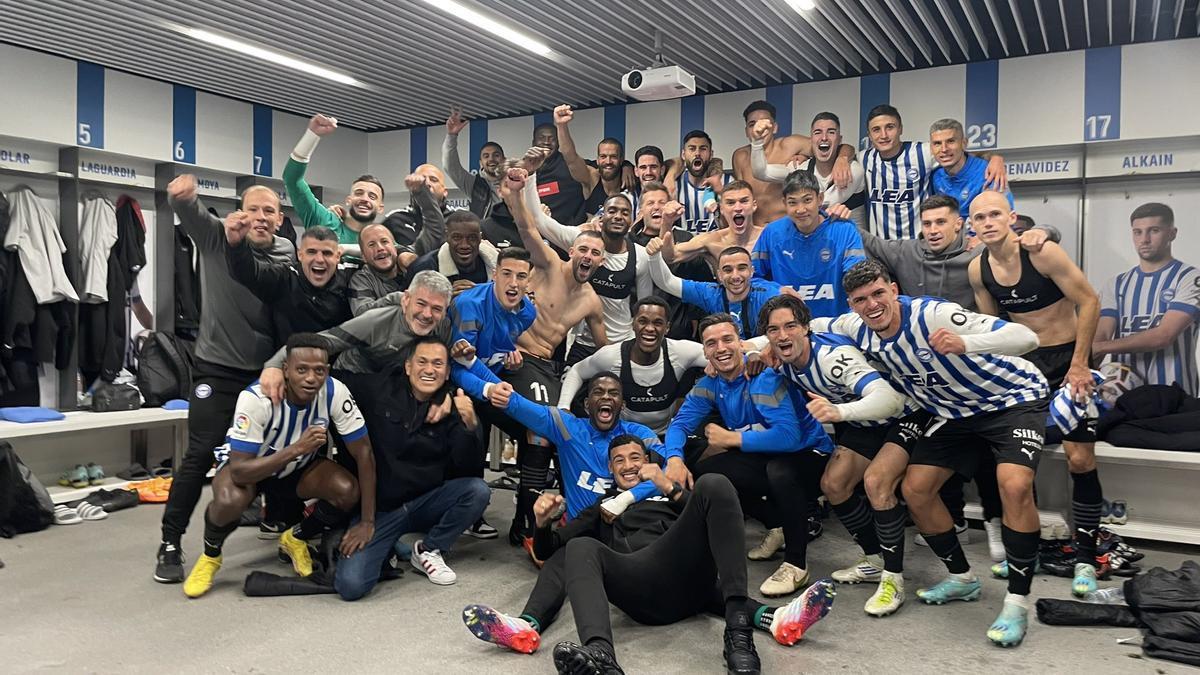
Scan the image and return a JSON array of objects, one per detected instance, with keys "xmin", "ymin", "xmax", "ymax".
[{"xmin": 2, "ymin": 475, "xmax": 1198, "ymax": 675}]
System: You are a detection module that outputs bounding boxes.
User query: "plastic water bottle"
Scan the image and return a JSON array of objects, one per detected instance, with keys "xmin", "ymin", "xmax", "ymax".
[{"xmin": 1083, "ymin": 587, "xmax": 1125, "ymax": 604}]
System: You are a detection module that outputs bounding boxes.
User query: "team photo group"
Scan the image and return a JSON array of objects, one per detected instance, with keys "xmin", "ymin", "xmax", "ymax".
[{"xmin": 153, "ymin": 93, "xmax": 1196, "ymax": 675}]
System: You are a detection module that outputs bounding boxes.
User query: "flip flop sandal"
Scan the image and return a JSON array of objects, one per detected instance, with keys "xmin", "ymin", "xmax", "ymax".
[
  {"xmin": 86, "ymin": 463, "xmax": 106, "ymax": 485},
  {"xmin": 116, "ymin": 463, "xmax": 152, "ymax": 481},
  {"xmin": 129, "ymin": 477, "xmax": 172, "ymax": 503},
  {"xmin": 58, "ymin": 465, "xmax": 90, "ymax": 489},
  {"xmin": 53, "ymin": 505, "xmax": 82, "ymax": 525},
  {"xmin": 74, "ymin": 502, "xmax": 108, "ymax": 521},
  {"xmin": 151, "ymin": 467, "xmax": 174, "ymax": 479}
]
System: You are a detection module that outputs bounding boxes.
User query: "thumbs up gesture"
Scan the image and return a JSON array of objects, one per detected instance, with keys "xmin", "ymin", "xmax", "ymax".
[{"xmin": 805, "ymin": 391, "xmax": 842, "ymax": 423}]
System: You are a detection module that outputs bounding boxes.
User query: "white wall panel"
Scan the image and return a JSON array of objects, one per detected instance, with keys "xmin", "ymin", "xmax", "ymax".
[
  {"xmin": 104, "ymin": 72, "xmax": 171, "ymax": 161},
  {"xmin": 793, "ymin": 78, "xmax": 860, "ymax": 146},
  {"xmin": 1121, "ymin": 39, "xmax": 1200, "ymax": 141},
  {"xmin": 565, "ymin": 105, "xmax": 606, "ymax": 159},
  {"xmin": 890, "ymin": 65, "xmax": 966, "ymax": 143},
  {"xmin": 272, "ymin": 111, "xmax": 309, "ymax": 180},
  {"xmin": 999, "ymin": 51, "xmax": 1085, "ymax": 148},
  {"xmin": 426, "ymin": 125, "xmax": 471, "ymax": 188},
  {"xmin": 195, "ymin": 92, "xmax": 252, "ymax": 173},
  {"xmin": 1010, "ymin": 184, "xmax": 1083, "ymax": 262},
  {"xmin": 625, "ymin": 99, "xmax": 680, "ymax": 160},
  {"xmin": 488, "ymin": 116, "xmax": 536, "ymax": 167},
  {"xmin": 367, "ymin": 129, "xmax": 411, "ymax": 203},
  {"xmin": 305, "ymin": 127, "xmax": 369, "ymax": 191},
  {"xmin": 704, "ymin": 89, "xmax": 764, "ymax": 163},
  {"xmin": 0, "ymin": 45, "xmax": 76, "ymax": 145}
]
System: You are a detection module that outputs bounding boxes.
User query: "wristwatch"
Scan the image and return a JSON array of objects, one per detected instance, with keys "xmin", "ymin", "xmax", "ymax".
[{"xmin": 666, "ymin": 481, "xmax": 683, "ymax": 499}]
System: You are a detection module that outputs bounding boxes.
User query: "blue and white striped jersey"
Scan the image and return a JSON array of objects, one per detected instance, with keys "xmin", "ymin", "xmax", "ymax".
[
  {"xmin": 619, "ymin": 185, "xmax": 642, "ymax": 221},
  {"xmin": 676, "ymin": 173, "xmax": 729, "ymax": 234},
  {"xmin": 217, "ymin": 378, "xmax": 368, "ymax": 478},
  {"xmin": 822, "ymin": 296, "xmax": 1049, "ymax": 418},
  {"xmin": 862, "ymin": 141, "xmax": 935, "ymax": 241},
  {"xmin": 1100, "ymin": 259, "xmax": 1200, "ymax": 396},
  {"xmin": 778, "ymin": 332, "xmax": 918, "ymax": 427}
]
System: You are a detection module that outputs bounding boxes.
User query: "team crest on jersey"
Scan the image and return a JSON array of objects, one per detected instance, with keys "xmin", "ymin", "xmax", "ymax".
[
  {"xmin": 1162, "ymin": 288, "xmax": 1176, "ymax": 303},
  {"xmin": 195, "ymin": 384, "xmax": 212, "ymax": 399},
  {"xmin": 233, "ymin": 413, "xmax": 250, "ymax": 432},
  {"xmin": 907, "ymin": 168, "xmax": 920, "ymax": 180},
  {"xmin": 819, "ymin": 248, "xmax": 832, "ymax": 263},
  {"xmin": 915, "ymin": 348, "xmax": 934, "ymax": 362},
  {"xmin": 960, "ymin": 188, "xmax": 971, "ymax": 201}
]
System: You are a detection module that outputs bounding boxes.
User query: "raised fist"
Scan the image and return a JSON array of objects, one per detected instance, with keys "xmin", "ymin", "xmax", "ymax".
[
  {"xmin": 521, "ymin": 146, "xmax": 551, "ymax": 174},
  {"xmin": 404, "ymin": 173, "xmax": 428, "ymax": 193},
  {"xmin": 167, "ymin": 174, "xmax": 197, "ymax": 202},
  {"xmin": 308, "ymin": 114, "xmax": 338, "ymax": 137},
  {"xmin": 446, "ymin": 107, "xmax": 467, "ymax": 135},
  {"xmin": 751, "ymin": 118, "xmax": 772, "ymax": 142},
  {"xmin": 553, "ymin": 104, "xmax": 574, "ymax": 126},
  {"xmin": 223, "ymin": 210, "xmax": 251, "ymax": 245}
]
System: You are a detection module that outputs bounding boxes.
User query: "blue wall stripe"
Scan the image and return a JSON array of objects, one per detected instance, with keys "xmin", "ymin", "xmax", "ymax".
[
  {"xmin": 468, "ymin": 118, "xmax": 488, "ymax": 172},
  {"xmin": 252, "ymin": 105, "xmax": 273, "ymax": 176},
  {"xmin": 172, "ymin": 85, "xmax": 196, "ymax": 164},
  {"xmin": 765, "ymin": 84, "xmax": 793, "ymax": 137},
  {"xmin": 858, "ymin": 74, "xmax": 890, "ymax": 151},
  {"xmin": 76, "ymin": 61, "xmax": 105, "ymax": 148},
  {"xmin": 603, "ymin": 104, "xmax": 626, "ymax": 151},
  {"xmin": 679, "ymin": 94, "xmax": 705, "ymax": 143},
  {"xmin": 533, "ymin": 111, "xmax": 553, "ymax": 128},
  {"xmin": 1084, "ymin": 46, "xmax": 1122, "ymax": 141},
  {"xmin": 964, "ymin": 61, "xmax": 999, "ymax": 149},
  {"xmin": 410, "ymin": 126, "xmax": 428, "ymax": 170}
]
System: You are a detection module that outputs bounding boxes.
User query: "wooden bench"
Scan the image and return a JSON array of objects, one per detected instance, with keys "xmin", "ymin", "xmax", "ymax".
[{"xmin": 0, "ymin": 409, "xmax": 187, "ymax": 504}]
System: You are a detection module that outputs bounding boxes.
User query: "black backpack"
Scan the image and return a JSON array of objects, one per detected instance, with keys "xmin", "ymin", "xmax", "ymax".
[
  {"xmin": 0, "ymin": 441, "xmax": 54, "ymax": 536},
  {"xmin": 136, "ymin": 332, "xmax": 196, "ymax": 407}
]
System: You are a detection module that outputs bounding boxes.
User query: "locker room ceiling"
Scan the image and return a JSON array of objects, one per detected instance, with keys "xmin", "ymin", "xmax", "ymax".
[{"xmin": 5, "ymin": 0, "xmax": 1198, "ymax": 131}]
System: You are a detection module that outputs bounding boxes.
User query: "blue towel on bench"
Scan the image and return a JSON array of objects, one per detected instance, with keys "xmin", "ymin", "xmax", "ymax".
[
  {"xmin": 0, "ymin": 406, "xmax": 66, "ymax": 423},
  {"xmin": 162, "ymin": 399, "xmax": 189, "ymax": 411}
]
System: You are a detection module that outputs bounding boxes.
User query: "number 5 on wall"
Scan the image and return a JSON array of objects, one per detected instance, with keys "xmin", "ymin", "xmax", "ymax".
[{"xmin": 78, "ymin": 123, "xmax": 91, "ymax": 146}]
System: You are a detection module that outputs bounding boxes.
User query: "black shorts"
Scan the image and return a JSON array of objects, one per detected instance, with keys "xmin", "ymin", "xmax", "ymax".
[
  {"xmin": 909, "ymin": 400, "xmax": 1049, "ymax": 477},
  {"xmin": 834, "ymin": 410, "xmax": 931, "ymax": 461},
  {"xmin": 1023, "ymin": 342, "xmax": 1097, "ymax": 443},
  {"xmin": 502, "ymin": 354, "xmax": 564, "ymax": 445}
]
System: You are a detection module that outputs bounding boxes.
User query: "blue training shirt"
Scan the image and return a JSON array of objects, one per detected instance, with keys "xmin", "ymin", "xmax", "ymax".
[
  {"xmin": 450, "ymin": 281, "xmax": 537, "ymax": 373},
  {"xmin": 665, "ymin": 367, "xmax": 833, "ymax": 457},
  {"xmin": 502, "ymin": 392, "xmax": 667, "ymax": 518},
  {"xmin": 931, "ymin": 155, "xmax": 1014, "ymax": 220},
  {"xmin": 681, "ymin": 279, "xmax": 782, "ymax": 339},
  {"xmin": 750, "ymin": 214, "xmax": 865, "ymax": 319}
]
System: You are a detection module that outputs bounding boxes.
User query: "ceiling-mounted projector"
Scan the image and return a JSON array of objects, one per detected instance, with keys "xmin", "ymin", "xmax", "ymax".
[
  {"xmin": 622, "ymin": 65, "xmax": 696, "ymax": 101},
  {"xmin": 621, "ymin": 30, "xmax": 695, "ymax": 101}
]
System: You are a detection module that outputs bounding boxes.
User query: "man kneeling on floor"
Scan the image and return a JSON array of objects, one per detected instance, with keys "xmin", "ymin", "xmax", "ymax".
[
  {"xmin": 334, "ymin": 337, "xmax": 490, "ymax": 601},
  {"xmin": 461, "ymin": 435, "xmax": 836, "ymax": 675},
  {"xmin": 184, "ymin": 333, "xmax": 374, "ymax": 598}
]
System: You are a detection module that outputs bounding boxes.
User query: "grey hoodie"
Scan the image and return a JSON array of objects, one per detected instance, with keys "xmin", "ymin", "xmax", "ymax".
[{"xmin": 859, "ymin": 225, "xmax": 1059, "ymax": 311}]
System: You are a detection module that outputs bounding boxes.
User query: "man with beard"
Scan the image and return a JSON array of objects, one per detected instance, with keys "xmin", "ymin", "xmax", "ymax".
[
  {"xmin": 519, "ymin": 152, "xmax": 656, "ymax": 365},
  {"xmin": 383, "ymin": 164, "xmax": 452, "ymax": 250},
  {"xmin": 733, "ymin": 101, "xmax": 856, "ymax": 228},
  {"xmin": 529, "ymin": 121, "xmax": 586, "ymax": 226},
  {"xmin": 155, "ymin": 175, "xmax": 295, "ymax": 584},
  {"xmin": 658, "ymin": 181, "xmax": 765, "ymax": 270},
  {"xmin": 553, "ymin": 105, "xmax": 628, "ymax": 218},
  {"xmin": 673, "ymin": 130, "xmax": 730, "ymax": 234},
  {"xmin": 749, "ymin": 113, "xmax": 867, "ymax": 228},
  {"xmin": 624, "ymin": 145, "xmax": 667, "ymax": 219},
  {"xmin": 348, "ymin": 224, "xmax": 408, "ymax": 315},
  {"xmin": 558, "ymin": 297, "xmax": 707, "ymax": 436},
  {"xmin": 284, "ymin": 114, "xmax": 385, "ymax": 246},
  {"xmin": 444, "ymin": 107, "xmax": 505, "ymax": 220},
  {"xmin": 406, "ymin": 211, "xmax": 499, "ymax": 297},
  {"xmin": 496, "ymin": 166, "xmax": 612, "ymax": 546},
  {"xmin": 647, "ymin": 245, "xmax": 781, "ymax": 340},
  {"xmin": 665, "ymin": 314, "xmax": 834, "ymax": 597}
]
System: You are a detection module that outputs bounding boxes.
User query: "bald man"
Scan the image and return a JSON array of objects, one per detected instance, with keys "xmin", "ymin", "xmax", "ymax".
[
  {"xmin": 155, "ymin": 174, "xmax": 296, "ymax": 584},
  {"xmin": 285, "ymin": 114, "xmax": 387, "ymax": 247},
  {"xmin": 383, "ymin": 163, "xmax": 453, "ymax": 250}
]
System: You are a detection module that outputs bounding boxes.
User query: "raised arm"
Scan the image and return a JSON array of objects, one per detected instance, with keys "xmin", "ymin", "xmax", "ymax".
[
  {"xmin": 166, "ymin": 175, "xmax": 222, "ymax": 249},
  {"xmin": 645, "ymin": 240, "xmax": 684, "ymax": 298},
  {"xmin": 442, "ymin": 108, "xmax": 476, "ymax": 191},
  {"xmin": 553, "ymin": 105, "xmax": 599, "ymax": 190},
  {"xmin": 283, "ymin": 114, "xmax": 340, "ymax": 228},
  {"xmin": 407, "ymin": 174, "xmax": 446, "ymax": 257},
  {"xmin": 501, "ymin": 166, "xmax": 558, "ymax": 270}
]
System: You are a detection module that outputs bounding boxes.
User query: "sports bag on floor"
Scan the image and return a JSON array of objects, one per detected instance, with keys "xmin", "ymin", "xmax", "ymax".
[
  {"xmin": 135, "ymin": 332, "xmax": 195, "ymax": 407},
  {"xmin": 0, "ymin": 441, "xmax": 54, "ymax": 536}
]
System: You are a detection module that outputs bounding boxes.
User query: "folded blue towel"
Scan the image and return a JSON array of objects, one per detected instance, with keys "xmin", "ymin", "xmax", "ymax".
[
  {"xmin": 162, "ymin": 399, "xmax": 190, "ymax": 411},
  {"xmin": 0, "ymin": 406, "xmax": 66, "ymax": 423}
]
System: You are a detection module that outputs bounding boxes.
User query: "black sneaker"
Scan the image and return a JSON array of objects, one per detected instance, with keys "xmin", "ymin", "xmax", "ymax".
[
  {"xmin": 258, "ymin": 520, "xmax": 288, "ymax": 540},
  {"xmin": 807, "ymin": 515, "xmax": 823, "ymax": 541},
  {"xmin": 723, "ymin": 626, "xmax": 761, "ymax": 675},
  {"xmin": 464, "ymin": 517, "xmax": 499, "ymax": 540},
  {"xmin": 154, "ymin": 542, "xmax": 185, "ymax": 583},
  {"xmin": 508, "ymin": 520, "xmax": 531, "ymax": 547},
  {"xmin": 552, "ymin": 641, "xmax": 624, "ymax": 675}
]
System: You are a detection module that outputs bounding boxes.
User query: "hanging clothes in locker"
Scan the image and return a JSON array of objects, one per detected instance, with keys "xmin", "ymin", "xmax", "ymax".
[{"xmin": 78, "ymin": 194, "xmax": 146, "ymax": 386}]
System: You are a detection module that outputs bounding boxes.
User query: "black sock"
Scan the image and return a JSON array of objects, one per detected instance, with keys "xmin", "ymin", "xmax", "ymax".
[
  {"xmin": 203, "ymin": 507, "xmax": 238, "ymax": 558},
  {"xmin": 753, "ymin": 604, "xmax": 775, "ymax": 632},
  {"xmin": 922, "ymin": 528, "xmax": 970, "ymax": 574},
  {"xmin": 585, "ymin": 637, "xmax": 616, "ymax": 658},
  {"xmin": 1070, "ymin": 469, "xmax": 1103, "ymax": 566},
  {"xmin": 516, "ymin": 444, "xmax": 552, "ymax": 534},
  {"xmin": 292, "ymin": 500, "xmax": 347, "ymax": 541},
  {"xmin": 724, "ymin": 595, "xmax": 751, "ymax": 629},
  {"xmin": 1002, "ymin": 525, "xmax": 1040, "ymax": 595},
  {"xmin": 832, "ymin": 495, "xmax": 881, "ymax": 555},
  {"xmin": 874, "ymin": 504, "xmax": 907, "ymax": 573}
]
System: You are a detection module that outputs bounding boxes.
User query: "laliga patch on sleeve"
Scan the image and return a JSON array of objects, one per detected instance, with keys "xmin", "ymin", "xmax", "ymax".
[
  {"xmin": 233, "ymin": 413, "xmax": 251, "ymax": 433},
  {"xmin": 537, "ymin": 181, "xmax": 560, "ymax": 198}
]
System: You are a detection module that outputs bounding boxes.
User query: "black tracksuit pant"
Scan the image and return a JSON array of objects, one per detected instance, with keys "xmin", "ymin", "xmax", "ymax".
[
  {"xmin": 160, "ymin": 359, "xmax": 258, "ymax": 543},
  {"xmin": 560, "ymin": 474, "xmax": 748, "ymax": 647}
]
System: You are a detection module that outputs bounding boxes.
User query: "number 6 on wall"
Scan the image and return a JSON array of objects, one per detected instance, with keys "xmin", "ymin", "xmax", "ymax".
[{"xmin": 174, "ymin": 141, "xmax": 186, "ymax": 161}]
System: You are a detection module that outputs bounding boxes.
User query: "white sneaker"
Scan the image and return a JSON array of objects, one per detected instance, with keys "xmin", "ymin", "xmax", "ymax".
[
  {"xmin": 748, "ymin": 527, "xmax": 785, "ymax": 560},
  {"xmin": 411, "ymin": 540, "xmax": 457, "ymax": 585},
  {"xmin": 913, "ymin": 522, "xmax": 969, "ymax": 547},
  {"xmin": 760, "ymin": 562, "xmax": 810, "ymax": 597},
  {"xmin": 831, "ymin": 554, "xmax": 884, "ymax": 584},
  {"xmin": 864, "ymin": 573, "xmax": 905, "ymax": 617},
  {"xmin": 983, "ymin": 518, "xmax": 1006, "ymax": 562}
]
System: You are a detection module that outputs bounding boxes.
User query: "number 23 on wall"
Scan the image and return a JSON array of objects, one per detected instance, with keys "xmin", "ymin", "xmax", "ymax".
[{"xmin": 966, "ymin": 123, "xmax": 996, "ymax": 149}]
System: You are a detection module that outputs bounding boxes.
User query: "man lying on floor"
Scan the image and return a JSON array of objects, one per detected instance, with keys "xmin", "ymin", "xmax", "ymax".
[{"xmin": 461, "ymin": 435, "xmax": 836, "ymax": 675}]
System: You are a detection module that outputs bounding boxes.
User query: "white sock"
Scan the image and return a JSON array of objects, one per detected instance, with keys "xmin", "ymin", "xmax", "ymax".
[
  {"xmin": 950, "ymin": 571, "xmax": 976, "ymax": 583},
  {"xmin": 1004, "ymin": 593, "xmax": 1031, "ymax": 611},
  {"xmin": 881, "ymin": 571, "xmax": 904, "ymax": 588}
]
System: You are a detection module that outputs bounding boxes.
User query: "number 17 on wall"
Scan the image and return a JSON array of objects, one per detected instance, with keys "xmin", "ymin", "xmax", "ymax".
[{"xmin": 1085, "ymin": 115, "xmax": 1113, "ymax": 141}]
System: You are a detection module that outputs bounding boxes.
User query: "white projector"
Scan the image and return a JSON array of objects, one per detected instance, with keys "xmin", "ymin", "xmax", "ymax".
[{"xmin": 621, "ymin": 65, "xmax": 696, "ymax": 101}]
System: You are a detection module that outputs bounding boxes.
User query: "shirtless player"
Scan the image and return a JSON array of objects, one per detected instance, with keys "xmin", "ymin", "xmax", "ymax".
[
  {"xmin": 660, "ymin": 180, "xmax": 765, "ymax": 269},
  {"xmin": 732, "ymin": 100, "xmax": 855, "ymax": 227}
]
